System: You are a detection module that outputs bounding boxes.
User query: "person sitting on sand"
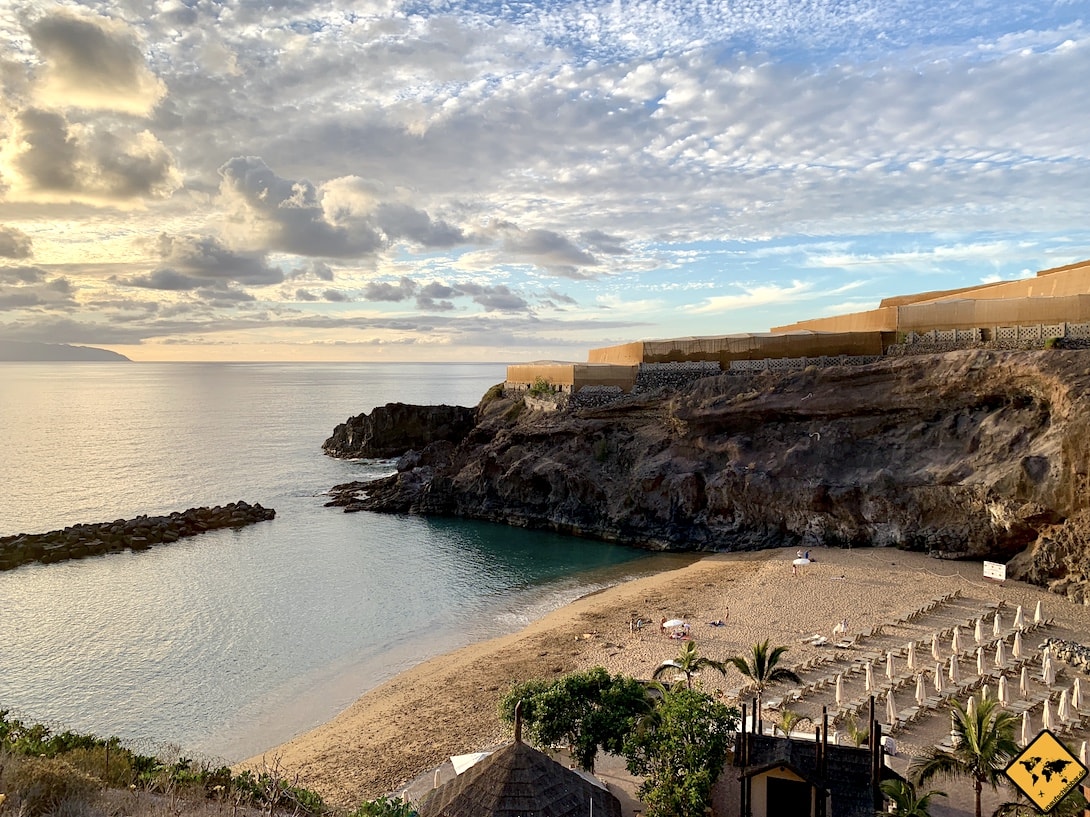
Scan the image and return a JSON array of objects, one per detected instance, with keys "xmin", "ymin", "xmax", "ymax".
[{"xmin": 660, "ymin": 616, "xmax": 667, "ymax": 635}]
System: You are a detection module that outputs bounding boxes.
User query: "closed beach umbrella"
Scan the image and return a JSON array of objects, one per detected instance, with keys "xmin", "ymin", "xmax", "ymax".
[
  {"xmin": 887, "ymin": 689, "xmax": 898, "ymax": 726},
  {"xmin": 915, "ymin": 673, "xmax": 926, "ymax": 706},
  {"xmin": 1042, "ymin": 644, "xmax": 1051, "ymax": 665},
  {"xmin": 993, "ymin": 610, "xmax": 1002, "ymax": 637},
  {"xmin": 981, "ymin": 683, "xmax": 990, "ymax": 700},
  {"xmin": 1059, "ymin": 689, "xmax": 1071, "ymax": 723},
  {"xmin": 995, "ymin": 639, "xmax": 1006, "ymax": 667},
  {"xmin": 1073, "ymin": 677, "xmax": 1083, "ymax": 710},
  {"xmin": 998, "ymin": 675, "xmax": 1010, "ymax": 705},
  {"xmin": 977, "ymin": 646, "xmax": 986, "ymax": 677},
  {"xmin": 952, "ymin": 626, "xmax": 962, "ymax": 654},
  {"xmin": 1081, "ymin": 740, "xmax": 1088, "ymax": 766},
  {"xmin": 1013, "ymin": 631, "xmax": 1023, "ymax": 659},
  {"xmin": 934, "ymin": 662, "xmax": 944, "ymax": 693},
  {"xmin": 1044, "ymin": 656, "xmax": 1056, "ymax": 687},
  {"xmin": 1022, "ymin": 711, "xmax": 1032, "ymax": 745},
  {"xmin": 967, "ymin": 695, "xmax": 977, "ymax": 721},
  {"xmin": 1042, "ymin": 699, "xmax": 1054, "ymax": 731},
  {"xmin": 886, "ymin": 650, "xmax": 896, "ymax": 680},
  {"xmin": 931, "ymin": 632, "xmax": 942, "ymax": 662},
  {"xmin": 907, "ymin": 641, "xmax": 916, "ymax": 670},
  {"xmin": 974, "ymin": 618, "xmax": 984, "ymax": 644},
  {"xmin": 835, "ymin": 673, "xmax": 844, "ymax": 707},
  {"xmin": 865, "ymin": 660, "xmax": 874, "ymax": 692},
  {"xmin": 1014, "ymin": 604, "xmax": 1025, "ymax": 630},
  {"xmin": 949, "ymin": 655, "xmax": 959, "ymax": 684},
  {"xmin": 1034, "ymin": 600, "xmax": 1043, "ymax": 624},
  {"xmin": 1020, "ymin": 666, "xmax": 1030, "ymax": 698}
]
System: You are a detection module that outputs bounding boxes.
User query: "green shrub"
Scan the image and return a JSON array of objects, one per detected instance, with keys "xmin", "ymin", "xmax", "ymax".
[
  {"xmin": 62, "ymin": 743, "xmax": 135, "ymax": 787},
  {"xmin": 350, "ymin": 795, "xmax": 418, "ymax": 817},
  {"xmin": 9, "ymin": 756, "xmax": 98, "ymax": 817},
  {"xmin": 527, "ymin": 376, "xmax": 556, "ymax": 397}
]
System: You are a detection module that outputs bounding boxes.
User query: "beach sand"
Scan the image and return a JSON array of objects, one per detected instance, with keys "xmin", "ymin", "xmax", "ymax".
[{"xmin": 249, "ymin": 545, "xmax": 1090, "ymax": 816}]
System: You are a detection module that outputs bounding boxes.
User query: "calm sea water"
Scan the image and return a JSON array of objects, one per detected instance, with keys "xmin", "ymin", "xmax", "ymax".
[{"xmin": 0, "ymin": 363, "xmax": 677, "ymax": 762}]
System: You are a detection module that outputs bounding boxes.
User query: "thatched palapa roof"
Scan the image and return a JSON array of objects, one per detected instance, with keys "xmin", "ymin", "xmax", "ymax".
[{"xmin": 416, "ymin": 739, "xmax": 623, "ymax": 817}]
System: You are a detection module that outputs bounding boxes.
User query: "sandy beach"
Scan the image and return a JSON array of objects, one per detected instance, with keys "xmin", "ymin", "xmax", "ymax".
[{"xmin": 250, "ymin": 545, "xmax": 1090, "ymax": 814}]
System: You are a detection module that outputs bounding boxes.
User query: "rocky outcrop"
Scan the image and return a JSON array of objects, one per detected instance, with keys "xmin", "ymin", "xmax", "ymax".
[
  {"xmin": 327, "ymin": 350, "xmax": 1090, "ymax": 599},
  {"xmin": 323, "ymin": 402, "xmax": 477, "ymax": 459},
  {"xmin": 0, "ymin": 501, "xmax": 275, "ymax": 571}
]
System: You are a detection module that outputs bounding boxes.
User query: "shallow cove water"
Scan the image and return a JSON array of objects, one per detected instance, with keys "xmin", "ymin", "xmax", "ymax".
[{"xmin": 0, "ymin": 362, "xmax": 680, "ymax": 761}]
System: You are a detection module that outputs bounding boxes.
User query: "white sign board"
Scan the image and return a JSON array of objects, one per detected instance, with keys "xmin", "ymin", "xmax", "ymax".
[{"xmin": 983, "ymin": 561, "xmax": 1007, "ymax": 582}]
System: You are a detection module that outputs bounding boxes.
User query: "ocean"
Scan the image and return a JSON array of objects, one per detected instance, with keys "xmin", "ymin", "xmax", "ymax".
[{"xmin": 0, "ymin": 362, "xmax": 677, "ymax": 762}]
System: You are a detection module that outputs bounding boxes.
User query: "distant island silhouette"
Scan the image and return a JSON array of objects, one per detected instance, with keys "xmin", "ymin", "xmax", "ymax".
[{"xmin": 0, "ymin": 340, "xmax": 130, "ymax": 362}]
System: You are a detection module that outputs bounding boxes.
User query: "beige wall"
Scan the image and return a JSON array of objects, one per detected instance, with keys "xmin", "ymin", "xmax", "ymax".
[
  {"xmin": 587, "ymin": 342, "xmax": 645, "ymax": 364},
  {"xmin": 770, "ymin": 307, "xmax": 898, "ymax": 334},
  {"xmin": 505, "ymin": 362, "xmax": 639, "ymax": 392}
]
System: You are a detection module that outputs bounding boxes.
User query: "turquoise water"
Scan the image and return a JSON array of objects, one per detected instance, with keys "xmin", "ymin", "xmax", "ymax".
[{"xmin": 0, "ymin": 363, "xmax": 667, "ymax": 761}]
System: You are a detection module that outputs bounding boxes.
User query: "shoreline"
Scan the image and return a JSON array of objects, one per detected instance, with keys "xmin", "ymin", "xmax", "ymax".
[{"xmin": 247, "ymin": 545, "xmax": 1090, "ymax": 809}]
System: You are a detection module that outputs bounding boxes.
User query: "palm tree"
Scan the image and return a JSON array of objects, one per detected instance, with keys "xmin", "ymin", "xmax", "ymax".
[
  {"xmin": 910, "ymin": 695, "xmax": 1020, "ymax": 817},
  {"xmin": 879, "ymin": 779, "xmax": 945, "ymax": 817},
  {"xmin": 729, "ymin": 639, "xmax": 801, "ymax": 717},
  {"xmin": 773, "ymin": 708, "xmax": 811, "ymax": 738},
  {"xmin": 651, "ymin": 640, "xmax": 727, "ymax": 690}
]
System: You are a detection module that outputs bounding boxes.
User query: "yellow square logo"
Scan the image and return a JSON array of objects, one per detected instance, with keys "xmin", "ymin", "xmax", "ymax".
[{"xmin": 1004, "ymin": 730, "xmax": 1088, "ymax": 812}]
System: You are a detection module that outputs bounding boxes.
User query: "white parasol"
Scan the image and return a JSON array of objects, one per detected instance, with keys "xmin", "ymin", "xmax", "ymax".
[
  {"xmin": 974, "ymin": 618, "xmax": 984, "ymax": 644},
  {"xmin": 451, "ymin": 751, "xmax": 493, "ymax": 774},
  {"xmin": 1013, "ymin": 604, "xmax": 1025, "ymax": 630},
  {"xmin": 967, "ymin": 695, "xmax": 977, "ymax": 721},
  {"xmin": 1074, "ymin": 677, "xmax": 1083, "ymax": 710},
  {"xmin": 1020, "ymin": 666, "xmax": 1030, "ymax": 698},
  {"xmin": 1013, "ymin": 631, "xmax": 1023, "ymax": 659},
  {"xmin": 1043, "ymin": 656, "xmax": 1056, "ymax": 687},
  {"xmin": 993, "ymin": 610, "xmax": 1002, "ymax": 637},
  {"xmin": 995, "ymin": 639, "xmax": 1006, "ymax": 668},
  {"xmin": 915, "ymin": 673, "xmax": 926, "ymax": 706},
  {"xmin": 931, "ymin": 631, "xmax": 942, "ymax": 662},
  {"xmin": 793, "ymin": 557, "xmax": 811, "ymax": 566},
  {"xmin": 949, "ymin": 655, "xmax": 959, "ymax": 684},
  {"xmin": 934, "ymin": 662, "xmax": 944, "ymax": 693},
  {"xmin": 662, "ymin": 619, "xmax": 686, "ymax": 628},
  {"xmin": 976, "ymin": 646, "xmax": 986, "ymax": 677},
  {"xmin": 1034, "ymin": 600, "xmax": 1043, "ymax": 624},
  {"xmin": 907, "ymin": 641, "xmax": 916, "ymax": 671},
  {"xmin": 1021, "ymin": 710, "xmax": 1032, "ymax": 745},
  {"xmin": 835, "ymin": 673, "xmax": 844, "ymax": 708},
  {"xmin": 1059, "ymin": 689, "xmax": 1071, "ymax": 723},
  {"xmin": 998, "ymin": 675, "xmax": 1010, "ymax": 705},
  {"xmin": 887, "ymin": 689, "xmax": 898, "ymax": 727},
  {"xmin": 865, "ymin": 660, "xmax": 874, "ymax": 693},
  {"xmin": 952, "ymin": 626, "xmax": 962, "ymax": 654},
  {"xmin": 886, "ymin": 650, "xmax": 895, "ymax": 681},
  {"xmin": 1042, "ymin": 699, "xmax": 1054, "ymax": 731},
  {"xmin": 981, "ymin": 684, "xmax": 990, "ymax": 700},
  {"xmin": 1081, "ymin": 740, "xmax": 1088, "ymax": 767}
]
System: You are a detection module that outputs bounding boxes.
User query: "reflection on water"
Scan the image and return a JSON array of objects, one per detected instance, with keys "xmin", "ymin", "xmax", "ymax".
[{"xmin": 0, "ymin": 363, "xmax": 678, "ymax": 761}]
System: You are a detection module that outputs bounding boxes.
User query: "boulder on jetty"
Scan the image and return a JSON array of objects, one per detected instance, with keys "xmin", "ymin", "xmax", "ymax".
[
  {"xmin": 322, "ymin": 402, "xmax": 476, "ymax": 459},
  {"xmin": 0, "ymin": 501, "xmax": 275, "ymax": 571}
]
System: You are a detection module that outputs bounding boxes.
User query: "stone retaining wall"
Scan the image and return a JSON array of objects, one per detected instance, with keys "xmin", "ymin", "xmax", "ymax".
[
  {"xmin": 634, "ymin": 361, "xmax": 721, "ymax": 392},
  {"xmin": 0, "ymin": 501, "xmax": 276, "ymax": 571}
]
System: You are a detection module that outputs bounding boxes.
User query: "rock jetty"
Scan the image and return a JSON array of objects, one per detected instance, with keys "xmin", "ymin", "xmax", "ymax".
[{"xmin": 0, "ymin": 501, "xmax": 275, "ymax": 571}]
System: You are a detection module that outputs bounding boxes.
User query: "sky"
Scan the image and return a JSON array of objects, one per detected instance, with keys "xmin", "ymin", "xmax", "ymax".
[{"xmin": 0, "ymin": 1, "xmax": 1088, "ymax": 362}]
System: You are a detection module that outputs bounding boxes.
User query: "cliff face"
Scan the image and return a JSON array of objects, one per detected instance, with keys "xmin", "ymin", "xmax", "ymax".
[
  {"xmin": 330, "ymin": 351, "xmax": 1090, "ymax": 600},
  {"xmin": 323, "ymin": 402, "xmax": 477, "ymax": 458}
]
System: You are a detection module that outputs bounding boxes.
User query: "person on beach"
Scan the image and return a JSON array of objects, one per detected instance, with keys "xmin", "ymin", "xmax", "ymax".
[{"xmin": 660, "ymin": 616, "xmax": 667, "ymax": 635}]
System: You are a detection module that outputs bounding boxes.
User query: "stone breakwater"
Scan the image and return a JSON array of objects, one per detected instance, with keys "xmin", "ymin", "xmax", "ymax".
[{"xmin": 0, "ymin": 501, "xmax": 275, "ymax": 571}]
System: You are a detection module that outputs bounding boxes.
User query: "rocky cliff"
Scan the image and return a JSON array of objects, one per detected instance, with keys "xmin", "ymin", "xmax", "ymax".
[
  {"xmin": 327, "ymin": 351, "xmax": 1090, "ymax": 601},
  {"xmin": 323, "ymin": 402, "xmax": 477, "ymax": 458}
]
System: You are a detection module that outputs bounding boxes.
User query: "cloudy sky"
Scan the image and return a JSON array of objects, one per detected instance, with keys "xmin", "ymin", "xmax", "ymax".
[{"xmin": 0, "ymin": 0, "xmax": 1087, "ymax": 361}]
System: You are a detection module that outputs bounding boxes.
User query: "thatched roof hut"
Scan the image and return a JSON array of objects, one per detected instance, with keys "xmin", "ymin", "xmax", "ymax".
[{"xmin": 416, "ymin": 738, "xmax": 623, "ymax": 817}]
